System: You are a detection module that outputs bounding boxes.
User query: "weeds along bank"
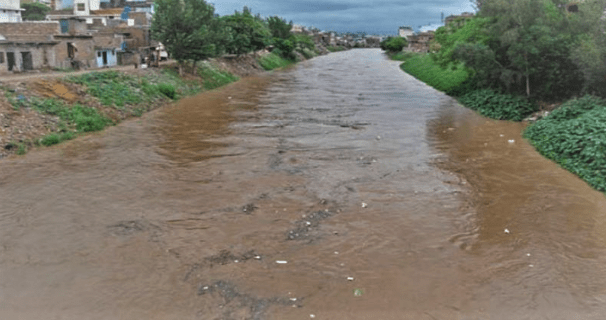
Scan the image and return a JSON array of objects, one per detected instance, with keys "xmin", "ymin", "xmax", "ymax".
[{"xmin": 390, "ymin": 50, "xmax": 606, "ymax": 196}]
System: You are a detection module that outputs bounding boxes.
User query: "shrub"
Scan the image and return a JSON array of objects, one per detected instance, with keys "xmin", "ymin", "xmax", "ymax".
[
  {"xmin": 40, "ymin": 132, "xmax": 75, "ymax": 146},
  {"xmin": 257, "ymin": 53, "xmax": 293, "ymax": 70},
  {"xmin": 400, "ymin": 54, "xmax": 469, "ymax": 94},
  {"xmin": 524, "ymin": 95, "xmax": 606, "ymax": 191},
  {"xmin": 458, "ymin": 89, "xmax": 537, "ymax": 121},
  {"xmin": 157, "ymin": 83, "xmax": 176, "ymax": 99},
  {"xmin": 380, "ymin": 37, "xmax": 407, "ymax": 52}
]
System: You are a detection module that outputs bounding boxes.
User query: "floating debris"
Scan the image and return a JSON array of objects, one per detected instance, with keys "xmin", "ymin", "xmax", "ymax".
[
  {"xmin": 276, "ymin": 260, "xmax": 288, "ymax": 264},
  {"xmin": 310, "ymin": 314, "xmax": 316, "ymax": 318},
  {"xmin": 508, "ymin": 139, "xmax": 515, "ymax": 143},
  {"xmin": 504, "ymin": 228, "xmax": 510, "ymax": 234},
  {"xmin": 347, "ymin": 277, "xmax": 354, "ymax": 281},
  {"xmin": 354, "ymin": 288, "xmax": 363, "ymax": 297},
  {"xmin": 361, "ymin": 203, "xmax": 368, "ymax": 208}
]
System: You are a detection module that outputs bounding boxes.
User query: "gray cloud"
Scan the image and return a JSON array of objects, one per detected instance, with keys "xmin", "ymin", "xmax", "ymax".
[{"xmin": 212, "ymin": 0, "xmax": 475, "ymax": 34}]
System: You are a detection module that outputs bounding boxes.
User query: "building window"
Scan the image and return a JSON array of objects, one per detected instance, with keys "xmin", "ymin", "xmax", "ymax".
[
  {"xmin": 97, "ymin": 51, "xmax": 101, "ymax": 57},
  {"xmin": 0, "ymin": 52, "xmax": 4, "ymax": 64},
  {"xmin": 77, "ymin": 3, "xmax": 85, "ymax": 11}
]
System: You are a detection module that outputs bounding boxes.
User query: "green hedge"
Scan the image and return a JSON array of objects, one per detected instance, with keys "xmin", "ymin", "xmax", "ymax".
[
  {"xmin": 400, "ymin": 54, "xmax": 469, "ymax": 94},
  {"xmin": 524, "ymin": 95, "xmax": 606, "ymax": 191},
  {"xmin": 458, "ymin": 89, "xmax": 537, "ymax": 121}
]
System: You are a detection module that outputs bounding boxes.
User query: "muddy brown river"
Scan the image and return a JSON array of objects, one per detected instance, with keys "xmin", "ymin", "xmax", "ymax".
[{"xmin": 1, "ymin": 49, "xmax": 606, "ymax": 320}]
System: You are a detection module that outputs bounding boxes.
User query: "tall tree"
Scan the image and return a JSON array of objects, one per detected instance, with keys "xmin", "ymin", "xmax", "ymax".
[
  {"xmin": 21, "ymin": 2, "xmax": 51, "ymax": 21},
  {"xmin": 151, "ymin": 0, "xmax": 226, "ymax": 75},
  {"xmin": 267, "ymin": 16, "xmax": 293, "ymax": 39},
  {"xmin": 222, "ymin": 8, "xmax": 271, "ymax": 55}
]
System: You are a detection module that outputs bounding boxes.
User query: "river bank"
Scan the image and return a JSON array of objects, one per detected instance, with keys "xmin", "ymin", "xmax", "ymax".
[
  {"xmin": 0, "ymin": 52, "xmax": 310, "ymax": 160},
  {"xmin": 390, "ymin": 51, "xmax": 606, "ymax": 195}
]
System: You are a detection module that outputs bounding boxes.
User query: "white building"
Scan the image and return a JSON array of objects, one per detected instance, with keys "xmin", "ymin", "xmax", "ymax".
[
  {"xmin": 0, "ymin": 0, "xmax": 24, "ymax": 22},
  {"xmin": 398, "ymin": 26, "xmax": 413, "ymax": 38}
]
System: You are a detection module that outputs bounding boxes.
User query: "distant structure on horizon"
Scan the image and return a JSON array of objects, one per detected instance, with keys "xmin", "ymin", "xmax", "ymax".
[
  {"xmin": 398, "ymin": 26, "xmax": 413, "ymax": 38},
  {"xmin": 444, "ymin": 12, "xmax": 474, "ymax": 26}
]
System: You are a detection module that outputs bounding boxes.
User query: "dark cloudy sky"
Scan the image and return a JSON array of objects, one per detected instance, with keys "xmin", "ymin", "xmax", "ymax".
[{"xmin": 211, "ymin": 0, "xmax": 476, "ymax": 35}]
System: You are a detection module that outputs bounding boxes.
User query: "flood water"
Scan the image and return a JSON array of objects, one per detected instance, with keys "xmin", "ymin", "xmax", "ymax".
[{"xmin": 2, "ymin": 49, "xmax": 606, "ymax": 320}]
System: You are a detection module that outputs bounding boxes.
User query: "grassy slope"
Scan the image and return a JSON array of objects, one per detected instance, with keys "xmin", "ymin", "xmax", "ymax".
[{"xmin": 5, "ymin": 64, "xmax": 240, "ymax": 153}]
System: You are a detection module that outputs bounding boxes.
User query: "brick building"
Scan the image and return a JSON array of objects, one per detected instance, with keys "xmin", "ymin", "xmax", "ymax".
[{"xmin": 0, "ymin": 21, "xmax": 59, "ymax": 73}]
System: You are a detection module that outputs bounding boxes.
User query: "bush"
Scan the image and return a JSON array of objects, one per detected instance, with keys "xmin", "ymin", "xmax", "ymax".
[
  {"xmin": 327, "ymin": 46, "xmax": 346, "ymax": 52},
  {"xmin": 524, "ymin": 95, "xmax": 606, "ymax": 191},
  {"xmin": 257, "ymin": 53, "xmax": 293, "ymax": 70},
  {"xmin": 157, "ymin": 83, "xmax": 176, "ymax": 99},
  {"xmin": 400, "ymin": 54, "xmax": 469, "ymax": 94},
  {"xmin": 380, "ymin": 36, "xmax": 407, "ymax": 52},
  {"xmin": 458, "ymin": 89, "xmax": 537, "ymax": 121},
  {"xmin": 40, "ymin": 132, "xmax": 75, "ymax": 146}
]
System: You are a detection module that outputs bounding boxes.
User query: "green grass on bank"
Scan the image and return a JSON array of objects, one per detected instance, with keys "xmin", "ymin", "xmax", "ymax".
[
  {"xmin": 6, "ymin": 96, "xmax": 112, "ymax": 148},
  {"xmin": 327, "ymin": 46, "xmax": 347, "ymax": 52},
  {"xmin": 389, "ymin": 51, "xmax": 418, "ymax": 61},
  {"xmin": 400, "ymin": 54, "xmax": 469, "ymax": 94},
  {"xmin": 525, "ymin": 95, "xmax": 606, "ymax": 192},
  {"xmin": 66, "ymin": 70, "xmax": 203, "ymax": 108},
  {"xmin": 257, "ymin": 53, "xmax": 294, "ymax": 71},
  {"xmin": 197, "ymin": 62, "xmax": 240, "ymax": 90}
]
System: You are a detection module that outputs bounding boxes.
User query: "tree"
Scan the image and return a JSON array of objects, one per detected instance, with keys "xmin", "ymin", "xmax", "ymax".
[
  {"xmin": 223, "ymin": 8, "xmax": 271, "ymax": 55},
  {"xmin": 380, "ymin": 37, "xmax": 407, "ymax": 52},
  {"xmin": 151, "ymin": 0, "xmax": 226, "ymax": 75},
  {"xmin": 267, "ymin": 16, "xmax": 292, "ymax": 39},
  {"xmin": 21, "ymin": 2, "xmax": 51, "ymax": 21}
]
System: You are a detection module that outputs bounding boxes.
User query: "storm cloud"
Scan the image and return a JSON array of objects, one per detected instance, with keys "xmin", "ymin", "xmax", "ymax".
[{"xmin": 211, "ymin": 0, "xmax": 476, "ymax": 34}]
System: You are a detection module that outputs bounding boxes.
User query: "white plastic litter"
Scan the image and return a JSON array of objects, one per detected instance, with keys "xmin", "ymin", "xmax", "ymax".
[
  {"xmin": 508, "ymin": 139, "xmax": 515, "ymax": 143},
  {"xmin": 361, "ymin": 203, "xmax": 368, "ymax": 208},
  {"xmin": 276, "ymin": 260, "xmax": 288, "ymax": 264},
  {"xmin": 254, "ymin": 256, "xmax": 261, "ymax": 260},
  {"xmin": 504, "ymin": 228, "xmax": 510, "ymax": 234},
  {"xmin": 347, "ymin": 277, "xmax": 354, "ymax": 281},
  {"xmin": 310, "ymin": 314, "xmax": 316, "ymax": 318}
]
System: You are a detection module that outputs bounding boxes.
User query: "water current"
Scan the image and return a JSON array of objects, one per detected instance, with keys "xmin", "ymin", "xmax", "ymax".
[{"xmin": 1, "ymin": 49, "xmax": 606, "ymax": 320}]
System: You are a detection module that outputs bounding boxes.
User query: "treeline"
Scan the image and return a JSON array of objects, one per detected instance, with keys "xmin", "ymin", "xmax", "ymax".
[
  {"xmin": 151, "ymin": 0, "xmax": 318, "ymax": 74},
  {"xmin": 432, "ymin": 0, "xmax": 606, "ymax": 101}
]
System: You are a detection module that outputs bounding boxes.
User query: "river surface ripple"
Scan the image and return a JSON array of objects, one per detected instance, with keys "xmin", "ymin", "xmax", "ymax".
[{"xmin": 1, "ymin": 49, "xmax": 606, "ymax": 320}]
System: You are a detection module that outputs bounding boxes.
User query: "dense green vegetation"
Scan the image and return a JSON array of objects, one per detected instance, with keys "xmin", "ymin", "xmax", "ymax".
[
  {"xmin": 152, "ymin": 0, "xmax": 319, "ymax": 74},
  {"xmin": 458, "ymin": 89, "xmax": 536, "ymax": 121},
  {"xmin": 383, "ymin": 0, "xmax": 606, "ymax": 194},
  {"xmin": 197, "ymin": 62, "xmax": 240, "ymax": 89},
  {"xmin": 400, "ymin": 54, "xmax": 469, "ymax": 94},
  {"xmin": 525, "ymin": 96, "xmax": 606, "ymax": 191},
  {"xmin": 380, "ymin": 37, "xmax": 408, "ymax": 53},
  {"xmin": 21, "ymin": 2, "xmax": 51, "ymax": 21}
]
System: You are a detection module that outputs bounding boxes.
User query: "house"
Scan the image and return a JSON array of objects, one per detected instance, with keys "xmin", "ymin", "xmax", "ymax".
[
  {"xmin": 398, "ymin": 26, "xmax": 413, "ymax": 38},
  {"xmin": 406, "ymin": 31, "xmax": 435, "ymax": 53},
  {"xmin": 52, "ymin": 17, "xmax": 95, "ymax": 68},
  {"xmin": 444, "ymin": 12, "xmax": 474, "ymax": 27},
  {"xmin": 0, "ymin": 21, "xmax": 59, "ymax": 73},
  {"xmin": 0, "ymin": 0, "xmax": 24, "ymax": 22}
]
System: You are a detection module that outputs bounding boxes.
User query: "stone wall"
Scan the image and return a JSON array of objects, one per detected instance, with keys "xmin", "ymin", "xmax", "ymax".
[{"xmin": 0, "ymin": 22, "xmax": 60, "ymax": 41}]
